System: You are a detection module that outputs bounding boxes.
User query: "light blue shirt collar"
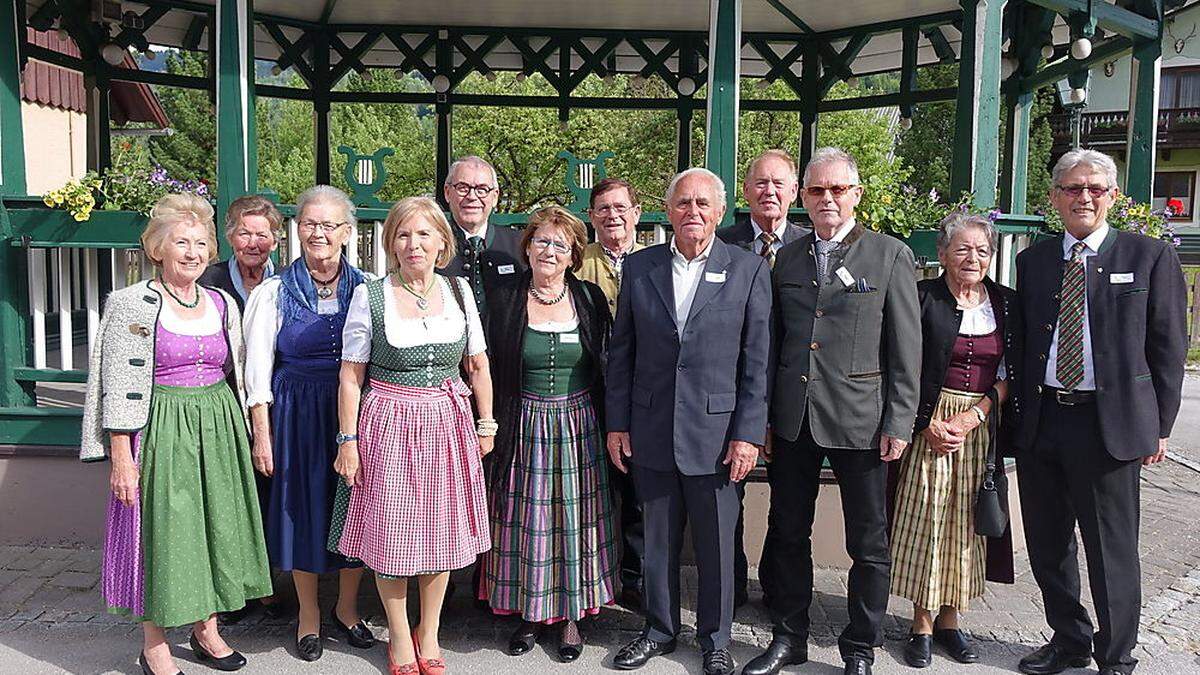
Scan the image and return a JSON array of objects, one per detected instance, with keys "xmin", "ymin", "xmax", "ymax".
[{"xmin": 228, "ymin": 257, "xmax": 276, "ymax": 303}]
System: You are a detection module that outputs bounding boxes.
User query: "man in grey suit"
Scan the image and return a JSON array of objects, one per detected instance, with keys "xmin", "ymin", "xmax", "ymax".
[
  {"xmin": 607, "ymin": 168, "xmax": 771, "ymax": 675},
  {"xmin": 744, "ymin": 147, "xmax": 921, "ymax": 675}
]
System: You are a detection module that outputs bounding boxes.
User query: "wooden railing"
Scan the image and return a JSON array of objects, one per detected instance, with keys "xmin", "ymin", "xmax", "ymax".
[{"xmin": 1049, "ymin": 107, "xmax": 1200, "ymax": 148}]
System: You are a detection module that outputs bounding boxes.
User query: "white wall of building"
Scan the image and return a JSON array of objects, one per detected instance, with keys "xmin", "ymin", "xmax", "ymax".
[{"xmin": 21, "ymin": 103, "xmax": 87, "ymax": 196}]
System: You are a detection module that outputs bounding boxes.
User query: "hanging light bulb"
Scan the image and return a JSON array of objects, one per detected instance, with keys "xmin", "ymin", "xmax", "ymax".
[
  {"xmin": 1070, "ymin": 87, "xmax": 1087, "ymax": 103},
  {"xmin": 485, "ymin": 71, "xmax": 497, "ymax": 82},
  {"xmin": 101, "ymin": 43, "xmax": 126, "ymax": 66},
  {"xmin": 1001, "ymin": 56, "xmax": 1018, "ymax": 80},
  {"xmin": 676, "ymin": 76, "xmax": 696, "ymax": 96},
  {"xmin": 756, "ymin": 78, "xmax": 772, "ymax": 90},
  {"xmin": 431, "ymin": 74, "xmax": 451, "ymax": 93},
  {"xmin": 271, "ymin": 63, "xmax": 282, "ymax": 76},
  {"xmin": 515, "ymin": 72, "xmax": 527, "ymax": 82},
  {"xmin": 1041, "ymin": 44, "xmax": 1055, "ymax": 60},
  {"xmin": 1071, "ymin": 37, "xmax": 1092, "ymax": 60},
  {"xmin": 56, "ymin": 26, "xmax": 69, "ymax": 41},
  {"xmin": 899, "ymin": 116, "xmax": 913, "ymax": 130}
]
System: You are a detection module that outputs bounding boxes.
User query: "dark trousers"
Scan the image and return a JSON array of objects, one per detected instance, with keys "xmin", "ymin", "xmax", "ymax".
[
  {"xmin": 612, "ymin": 467, "xmax": 645, "ymax": 592},
  {"xmin": 1017, "ymin": 396, "xmax": 1142, "ymax": 674},
  {"xmin": 762, "ymin": 423, "xmax": 890, "ymax": 662},
  {"xmin": 631, "ymin": 464, "xmax": 739, "ymax": 651}
]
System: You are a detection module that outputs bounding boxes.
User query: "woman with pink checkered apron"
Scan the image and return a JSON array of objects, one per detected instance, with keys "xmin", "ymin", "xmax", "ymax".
[{"xmin": 329, "ymin": 196, "xmax": 494, "ymax": 675}]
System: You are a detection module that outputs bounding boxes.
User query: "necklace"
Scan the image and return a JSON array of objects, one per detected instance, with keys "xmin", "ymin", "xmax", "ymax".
[
  {"xmin": 397, "ymin": 274, "xmax": 435, "ymax": 310},
  {"xmin": 311, "ymin": 267, "xmax": 340, "ymax": 299},
  {"xmin": 529, "ymin": 283, "xmax": 567, "ymax": 305},
  {"xmin": 157, "ymin": 277, "xmax": 199, "ymax": 308}
]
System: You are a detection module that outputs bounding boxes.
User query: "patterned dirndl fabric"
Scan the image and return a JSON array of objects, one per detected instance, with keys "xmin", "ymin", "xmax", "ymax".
[
  {"xmin": 890, "ymin": 387, "xmax": 990, "ymax": 610},
  {"xmin": 480, "ymin": 389, "xmax": 618, "ymax": 623}
]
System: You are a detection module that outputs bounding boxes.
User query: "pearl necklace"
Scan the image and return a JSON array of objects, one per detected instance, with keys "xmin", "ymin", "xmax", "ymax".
[{"xmin": 529, "ymin": 284, "xmax": 567, "ymax": 305}]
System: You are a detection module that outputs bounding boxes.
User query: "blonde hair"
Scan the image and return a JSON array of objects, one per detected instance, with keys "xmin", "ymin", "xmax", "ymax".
[
  {"xmin": 141, "ymin": 193, "xmax": 217, "ymax": 267},
  {"xmin": 382, "ymin": 196, "xmax": 456, "ymax": 270},
  {"xmin": 521, "ymin": 205, "xmax": 588, "ymax": 271}
]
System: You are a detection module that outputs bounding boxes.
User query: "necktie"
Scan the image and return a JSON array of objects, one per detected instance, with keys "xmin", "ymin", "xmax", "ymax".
[
  {"xmin": 758, "ymin": 231, "xmax": 778, "ymax": 268},
  {"xmin": 815, "ymin": 239, "xmax": 837, "ymax": 282},
  {"xmin": 1055, "ymin": 241, "xmax": 1087, "ymax": 390}
]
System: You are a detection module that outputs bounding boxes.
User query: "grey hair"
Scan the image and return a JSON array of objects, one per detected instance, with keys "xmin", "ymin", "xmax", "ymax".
[
  {"xmin": 295, "ymin": 185, "xmax": 357, "ymax": 228},
  {"xmin": 445, "ymin": 155, "xmax": 498, "ymax": 187},
  {"xmin": 665, "ymin": 167, "xmax": 727, "ymax": 207},
  {"xmin": 802, "ymin": 146, "xmax": 861, "ymax": 186},
  {"xmin": 1052, "ymin": 149, "xmax": 1119, "ymax": 189},
  {"xmin": 936, "ymin": 211, "xmax": 998, "ymax": 254}
]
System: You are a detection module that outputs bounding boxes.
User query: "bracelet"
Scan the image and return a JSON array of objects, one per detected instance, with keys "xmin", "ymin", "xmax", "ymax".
[
  {"xmin": 969, "ymin": 405, "xmax": 986, "ymax": 424},
  {"xmin": 476, "ymin": 417, "xmax": 499, "ymax": 437}
]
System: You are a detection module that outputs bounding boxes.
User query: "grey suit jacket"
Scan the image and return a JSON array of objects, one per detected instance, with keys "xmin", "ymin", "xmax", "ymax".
[
  {"xmin": 771, "ymin": 224, "xmax": 921, "ymax": 448},
  {"xmin": 717, "ymin": 220, "xmax": 809, "ymax": 253},
  {"xmin": 606, "ymin": 238, "xmax": 772, "ymax": 476}
]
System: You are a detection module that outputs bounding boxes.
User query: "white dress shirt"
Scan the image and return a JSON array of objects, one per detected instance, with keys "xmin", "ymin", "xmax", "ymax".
[
  {"xmin": 669, "ymin": 235, "xmax": 716, "ymax": 331},
  {"xmin": 458, "ymin": 223, "xmax": 488, "ymax": 246},
  {"xmin": 341, "ymin": 275, "xmax": 487, "ymax": 362},
  {"xmin": 242, "ymin": 277, "xmax": 341, "ymax": 407},
  {"xmin": 750, "ymin": 219, "xmax": 788, "ymax": 256},
  {"xmin": 1044, "ymin": 223, "xmax": 1109, "ymax": 391},
  {"xmin": 815, "ymin": 218, "xmax": 855, "ymax": 245}
]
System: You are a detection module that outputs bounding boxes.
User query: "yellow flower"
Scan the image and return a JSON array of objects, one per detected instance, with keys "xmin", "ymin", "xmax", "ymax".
[
  {"xmin": 881, "ymin": 194, "xmax": 894, "ymax": 205},
  {"xmin": 43, "ymin": 196, "xmax": 54, "ymax": 207},
  {"xmin": 73, "ymin": 211, "xmax": 88, "ymax": 222}
]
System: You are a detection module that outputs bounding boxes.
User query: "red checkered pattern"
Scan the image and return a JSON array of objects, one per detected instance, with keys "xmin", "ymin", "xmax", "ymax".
[{"xmin": 337, "ymin": 378, "xmax": 491, "ymax": 576}]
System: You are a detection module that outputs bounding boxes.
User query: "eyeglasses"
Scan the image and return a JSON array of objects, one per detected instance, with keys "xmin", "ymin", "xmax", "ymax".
[
  {"xmin": 450, "ymin": 182, "xmax": 497, "ymax": 198},
  {"xmin": 297, "ymin": 220, "xmax": 347, "ymax": 233},
  {"xmin": 1056, "ymin": 184, "xmax": 1112, "ymax": 199},
  {"xmin": 592, "ymin": 204, "xmax": 636, "ymax": 217},
  {"xmin": 531, "ymin": 237, "xmax": 571, "ymax": 255},
  {"xmin": 803, "ymin": 184, "xmax": 858, "ymax": 198}
]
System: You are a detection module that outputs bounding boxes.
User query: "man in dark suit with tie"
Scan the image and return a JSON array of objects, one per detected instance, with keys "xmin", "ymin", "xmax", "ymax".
[
  {"xmin": 439, "ymin": 155, "xmax": 525, "ymax": 325},
  {"xmin": 716, "ymin": 148, "xmax": 809, "ymax": 609},
  {"xmin": 745, "ymin": 147, "xmax": 921, "ymax": 675},
  {"xmin": 1013, "ymin": 149, "xmax": 1187, "ymax": 675},
  {"xmin": 607, "ymin": 168, "xmax": 771, "ymax": 675}
]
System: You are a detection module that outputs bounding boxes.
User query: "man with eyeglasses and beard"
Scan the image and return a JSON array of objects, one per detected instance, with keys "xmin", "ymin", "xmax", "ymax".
[
  {"xmin": 744, "ymin": 147, "xmax": 921, "ymax": 675},
  {"xmin": 440, "ymin": 155, "xmax": 526, "ymax": 326}
]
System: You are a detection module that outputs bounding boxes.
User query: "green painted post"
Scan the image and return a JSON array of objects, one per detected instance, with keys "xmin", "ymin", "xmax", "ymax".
[
  {"xmin": 0, "ymin": 0, "xmax": 26, "ymax": 196},
  {"xmin": 435, "ymin": 102, "xmax": 452, "ymax": 208},
  {"xmin": 704, "ymin": 0, "xmax": 741, "ymax": 225},
  {"xmin": 999, "ymin": 91, "xmax": 1034, "ymax": 214},
  {"xmin": 0, "ymin": 0, "xmax": 31, "ymax": 408},
  {"xmin": 85, "ymin": 68, "xmax": 113, "ymax": 172},
  {"xmin": 313, "ymin": 29, "xmax": 331, "ymax": 185},
  {"xmin": 949, "ymin": 0, "xmax": 1006, "ymax": 208},
  {"xmin": 215, "ymin": 0, "xmax": 257, "ymax": 239},
  {"xmin": 1125, "ymin": 36, "xmax": 1161, "ymax": 201},
  {"xmin": 676, "ymin": 106, "xmax": 693, "ymax": 172},
  {"xmin": 798, "ymin": 42, "xmax": 818, "ymax": 173}
]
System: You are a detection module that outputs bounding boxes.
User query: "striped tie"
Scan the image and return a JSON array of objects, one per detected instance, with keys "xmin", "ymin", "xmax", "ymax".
[
  {"xmin": 1055, "ymin": 241, "xmax": 1087, "ymax": 390},
  {"xmin": 758, "ymin": 231, "xmax": 777, "ymax": 268}
]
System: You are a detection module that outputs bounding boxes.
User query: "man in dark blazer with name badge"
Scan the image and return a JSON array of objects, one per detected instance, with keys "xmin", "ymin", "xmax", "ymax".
[
  {"xmin": 1013, "ymin": 149, "xmax": 1187, "ymax": 675},
  {"xmin": 607, "ymin": 168, "xmax": 771, "ymax": 675},
  {"xmin": 745, "ymin": 147, "xmax": 921, "ymax": 675}
]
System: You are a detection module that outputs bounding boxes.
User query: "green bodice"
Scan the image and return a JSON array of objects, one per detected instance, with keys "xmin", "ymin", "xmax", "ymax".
[
  {"xmin": 520, "ymin": 324, "xmax": 592, "ymax": 396},
  {"xmin": 365, "ymin": 278, "xmax": 465, "ymax": 387}
]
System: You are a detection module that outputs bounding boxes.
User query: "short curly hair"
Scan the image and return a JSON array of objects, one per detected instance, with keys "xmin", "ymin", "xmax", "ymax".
[
  {"xmin": 141, "ymin": 193, "xmax": 218, "ymax": 267},
  {"xmin": 521, "ymin": 205, "xmax": 588, "ymax": 272}
]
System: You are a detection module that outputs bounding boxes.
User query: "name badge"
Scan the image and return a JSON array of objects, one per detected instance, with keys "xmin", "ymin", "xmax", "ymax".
[
  {"xmin": 497, "ymin": 264, "xmax": 515, "ymax": 275},
  {"xmin": 1110, "ymin": 272, "xmax": 1134, "ymax": 284},
  {"xmin": 560, "ymin": 332, "xmax": 580, "ymax": 344},
  {"xmin": 835, "ymin": 266, "xmax": 855, "ymax": 287},
  {"xmin": 705, "ymin": 271, "xmax": 727, "ymax": 283}
]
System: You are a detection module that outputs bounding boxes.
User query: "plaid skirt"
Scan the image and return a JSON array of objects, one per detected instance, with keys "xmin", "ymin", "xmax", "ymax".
[
  {"xmin": 328, "ymin": 378, "xmax": 490, "ymax": 577},
  {"xmin": 890, "ymin": 388, "xmax": 990, "ymax": 610},
  {"xmin": 480, "ymin": 389, "xmax": 618, "ymax": 623}
]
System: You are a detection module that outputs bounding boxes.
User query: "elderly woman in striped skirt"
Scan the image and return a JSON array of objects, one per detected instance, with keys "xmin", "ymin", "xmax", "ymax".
[{"xmin": 890, "ymin": 212, "xmax": 1021, "ymax": 669}]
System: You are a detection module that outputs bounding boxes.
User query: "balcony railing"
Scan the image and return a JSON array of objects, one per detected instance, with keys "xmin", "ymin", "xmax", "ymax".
[{"xmin": 1050, "ymin": 107, "xmax": 1200, "ymax": 149}]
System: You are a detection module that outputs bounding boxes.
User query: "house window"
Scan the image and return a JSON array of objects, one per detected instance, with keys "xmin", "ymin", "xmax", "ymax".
[
  {"xmin": 1159, "ymin": 67, "xmax": 1200, "ymax": 110},
  {"xmin": 1153, "ymin": 171, "xmax": 1194, "ymax": 219}
]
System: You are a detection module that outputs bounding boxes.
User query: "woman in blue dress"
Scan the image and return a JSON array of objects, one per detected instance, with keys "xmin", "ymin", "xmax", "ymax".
[{"xmin": 243, "ymin": 186, "xmax": 375, "ymax": 661}]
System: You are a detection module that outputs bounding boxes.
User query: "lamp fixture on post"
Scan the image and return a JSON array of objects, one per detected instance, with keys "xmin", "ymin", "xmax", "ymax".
[
  {"xmin": 676, "ymin": 75, "xmax": 696, "ymax": 97},
  {"xmin": 431, "ymin": 74, "xmax": 451, "ymax": 93},
  {"xmin": 1071, "ymin": 37, "xmax": 1092, "ymax": 60},
  {"xmin": 898, "ymin": 116, "xmax": 913, "ymax": 131},
  {"xmin": 101, "ymin": 42, "xmax": 126, "ymax": 65}
]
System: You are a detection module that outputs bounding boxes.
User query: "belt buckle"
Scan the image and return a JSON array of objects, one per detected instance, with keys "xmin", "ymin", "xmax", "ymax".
[{"xmin": 1055, "ymin": 389, "xmax": 1075, "ymax": 406}]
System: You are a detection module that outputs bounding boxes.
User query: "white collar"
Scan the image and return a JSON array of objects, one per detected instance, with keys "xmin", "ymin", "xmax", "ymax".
[
  {"xmin": 458, "ymin": 222, "xmax": 488, "ymax": 243},
  {"xmin": 751, "ymin": 218, "xmax": 788, "ymax": 241},
  {"xmin": 670, "ymin": 234, "xmax": 716, "ymax": 264},
  {"xmin": 1063, "ymin": 223, "xmax": 1110, "ymax": 257},
  {"xmin": 815, "ymin": 218, "xmax": 856, "ymax": 244}
]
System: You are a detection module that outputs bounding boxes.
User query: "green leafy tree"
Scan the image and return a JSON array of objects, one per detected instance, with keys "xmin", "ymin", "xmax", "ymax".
[{"xmin": 147, "ymin": 51, "xmax": 215, "ymax": 187}]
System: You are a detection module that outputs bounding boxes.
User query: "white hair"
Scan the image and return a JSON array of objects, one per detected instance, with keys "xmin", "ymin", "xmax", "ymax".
[
  {"xmin": 1052, "ymin": 149, "xmax": 1119, "ymax": 189},
  {"xmin": 665, "ymin": 167, "xmax": 727, "ymax": 207},
  {"xmin": 802, "ymin": 146, "xmax": 861, "ymax": 186},
  {"xmin": 936, "ymin": 211, "xmax": 998, "ymax": 253},
  {"xmin": 295, "ymin": 185, "xmax": 357, "ymax": 228},
  {"xmin": 445, "ymin": 155, "xmax": 498, "ymax": 187}
]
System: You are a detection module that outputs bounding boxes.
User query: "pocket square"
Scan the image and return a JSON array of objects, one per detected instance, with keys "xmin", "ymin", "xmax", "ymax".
[{"xmin": 846, "ymin": 278, "xmax": 877, "ymax": 293}]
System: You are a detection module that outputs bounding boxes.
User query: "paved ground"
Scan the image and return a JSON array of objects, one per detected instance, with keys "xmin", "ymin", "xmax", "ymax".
[{"xmin": 3, "ymin": 374, "xmax": 1200, "ymax": 674}]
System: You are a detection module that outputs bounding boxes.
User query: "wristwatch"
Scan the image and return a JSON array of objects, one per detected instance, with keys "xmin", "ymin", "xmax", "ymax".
[
  {"xmin": 969, "ymin": 405, "xmax": 987, "ymax": 424},
  {"xmin": 335, "ymin": 431, "xmax": 358, "ymax": 444}
]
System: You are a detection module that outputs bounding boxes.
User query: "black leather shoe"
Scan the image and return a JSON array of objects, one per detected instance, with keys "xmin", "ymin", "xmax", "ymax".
[
  {"xmin": 933, "ymin": 628, "xmax": 978, "ymax": 664},
  {"xmin": 189, "ymin": 633, "xmax": 247, "ymax": 672},
  {"xmin": 742, "ymin": 638, "xmax": 808, "ymax": 675},
  {"xmin": 703, "ymin": 648, "xmax": 735, "ymax": 675},
  {"xmin": 903, "ymin": 634, "xmax": 932, "ymax": 668},
  {"xmin": 1018, "ymin": 643, "xmax": 1091, "ymax": 675},
  {"xmin": 508, "ymin": 620, "xmax": 540, "ymax": 656},
  {"xmin": 1098, "ymin": 668, "xmax": 1129, "ymax": 675},
  {"xmin": 296, "ymin": 634, "xmax": 322, "ymax": 662},
  {"xmin": 330, "ymin": 609, "xmax": 376, "ymax": 648},
  {"xmin": 139, "ymin": 651, "xmax": 183, "ymax": 675},
  {"xmin": 843, "ymin": 657, "xmax": 872, "ymax": 675},
  {"xmin": 557, "ymin": 620, "xmax": 583, "ymax": 663},
  {"xmin": 613, "ymin": 635, "xmax": 676, "ymax": 670}
]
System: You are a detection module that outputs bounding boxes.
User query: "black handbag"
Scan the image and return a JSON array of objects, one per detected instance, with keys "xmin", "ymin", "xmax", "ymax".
[{"xmin": 975, "ymin": 388, "xmax": 1009, "ymax": 537}]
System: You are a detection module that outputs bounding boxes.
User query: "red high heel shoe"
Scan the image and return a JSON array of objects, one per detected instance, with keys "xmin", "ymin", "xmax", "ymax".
[
  {"xmin": 412, "ymin": 629, "xmax": 447, "ymax": 675},
  {"xmin": 388, "ymin": 645, "xmax": 419, "ymax": 675}
]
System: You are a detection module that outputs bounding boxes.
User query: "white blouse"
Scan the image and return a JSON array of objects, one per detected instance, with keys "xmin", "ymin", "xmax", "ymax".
[
  {"xmin": 529, "ymin": 316, "xmax": 579, "ymax": 333},
  {"xmin": 341, "ymin": 275, "xmax": 486, "ymax": 363},
  {"xmin": 957, "ymin": 299, "xmax": 1007, "ymax": 380},
  {"xmin": 158, "ymin": 290, "xmax": 221, "ymax": 335},
  {"xmin": 242, "ymin": 277, "xmax": 342, "ymax": 407}
]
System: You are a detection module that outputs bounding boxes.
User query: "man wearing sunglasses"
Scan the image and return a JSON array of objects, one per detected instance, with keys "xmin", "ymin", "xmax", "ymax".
[
  {"xmin": 747, "ymin": 147, "xmax": 921, "ymax": 675},
  {"xmin": 439, "ymin": 155, "xmax": 525, "ymax": 326},
  {"xmin": 1012, "ymin": 149, "xmax": 1187, "ymax": 675}
]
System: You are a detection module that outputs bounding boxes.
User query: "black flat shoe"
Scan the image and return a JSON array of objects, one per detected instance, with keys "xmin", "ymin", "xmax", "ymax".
[
  {"xmin": 843, "ymin": 657, "xmax": 872, "ymax": 675},
  {"xmin": 330, "ymin": 609, "xmax": 376, "ymax": 648},
  {"xmin": 296, "ymin": 634, "xmax": 323, "ymax": 662},
  {"xmin": 903, "ymin": 634, "xmax": 932, "ymax": 668},
  {"xmin": 613, "ymin": 635, "xmax": 676, "ymax": 670},
  {"xmin": 508, "ymin": 620, "xmax": 540, "ymax": 656},
  {"xmin": 139, "ymin": 651, "xmax": 183, "ymax": 675},
  {"xmin": 557, "ymin": 620, "xmax": 583, "ymax": 663},
  {"xmin": 189, "ymin": 632, "xmax": 247, "ymax": 672},
  {"xmin": 1018, "ymin": 643, "xmax": 1091, "ymax": 675},
  {"xmin": 933, "ymin": 628, "xmax": 978, "ymax": 664},
  {"xmin": 742, "ymin": 638, "xmax": 807, "ymax": 675}
]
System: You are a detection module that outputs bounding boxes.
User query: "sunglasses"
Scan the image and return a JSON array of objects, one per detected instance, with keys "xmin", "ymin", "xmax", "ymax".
[
  {"xmin": 803, "ymin": 184, "xmax": 858, "ymax": 198},
  {"xmin": 1056, "ymin": 184, "xmax": 1112, "ymax": 199}
]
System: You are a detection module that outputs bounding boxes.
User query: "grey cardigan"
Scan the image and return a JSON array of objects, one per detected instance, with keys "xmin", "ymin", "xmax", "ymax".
[{"xmin": 79, "ymin": 280, "xmax": 249, "ymax": 462}]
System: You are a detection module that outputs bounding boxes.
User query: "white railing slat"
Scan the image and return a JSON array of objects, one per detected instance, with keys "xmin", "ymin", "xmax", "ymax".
[
  {"xmin": 84, "ymin": 248, "xmax": 100, "ymax": 358},
  {"xmin": 373, "ymin": 221, "xmax": 386, "ymax": 277},
  {"xmin": 56, "ymin": 248, "xmax": 74, "ymax": 370},
  {"xmin": 28, "ymin": 248, "xmax": 47, "ymax": 369},
  {"xmin": 287, "ymin": 218, "xmax": 301, "ymax": 263}
]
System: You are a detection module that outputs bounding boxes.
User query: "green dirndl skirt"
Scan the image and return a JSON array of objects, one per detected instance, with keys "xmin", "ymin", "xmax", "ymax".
[{"xmin": 132, "ymin": 382, "xmax": 272, "ymax": 627}]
